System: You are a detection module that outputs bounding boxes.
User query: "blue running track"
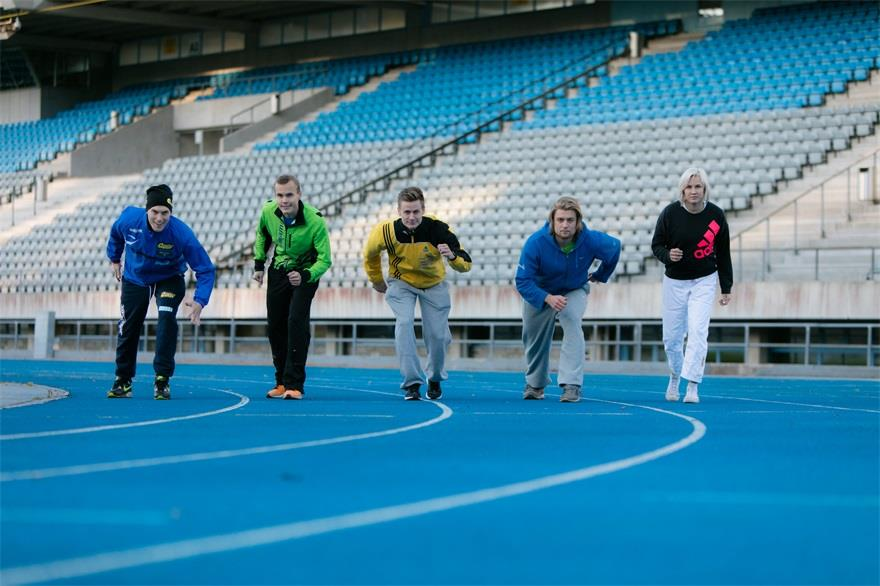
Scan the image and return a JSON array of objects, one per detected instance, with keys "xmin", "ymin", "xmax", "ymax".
[{"xmin": 0, "ymin": 360, "xmax": 878, "ymax": 585}]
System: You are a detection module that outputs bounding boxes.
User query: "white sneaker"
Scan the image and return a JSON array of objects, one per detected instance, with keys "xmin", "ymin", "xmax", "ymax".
[
  {"xmin": 683, "ymin": 382, "xmax": 700, "ymax": 404},
  {"xmin": 665, "ymin": 377, "xmax": 680, "ymax": 401}
]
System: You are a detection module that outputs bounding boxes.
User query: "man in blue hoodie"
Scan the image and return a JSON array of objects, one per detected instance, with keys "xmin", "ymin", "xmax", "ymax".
[
  {"xmin": 106, "ymin": 184, "xmax": 215, "ymax": 400},
  {"xmin": 515, "ymin": 196, "xmax": 620, "ymax": 402}
]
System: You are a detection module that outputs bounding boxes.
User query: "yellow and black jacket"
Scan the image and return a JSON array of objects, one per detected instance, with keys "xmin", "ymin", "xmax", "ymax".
[{"xmin": 363, "ymin": 216, "xmax": 472, "ymax": 289}]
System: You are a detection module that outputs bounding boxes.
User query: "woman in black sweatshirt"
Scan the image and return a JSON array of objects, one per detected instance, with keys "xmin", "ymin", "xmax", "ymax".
[{"xmin": 651, "ymin": 167, "xmax": 733, "ymax": 404}]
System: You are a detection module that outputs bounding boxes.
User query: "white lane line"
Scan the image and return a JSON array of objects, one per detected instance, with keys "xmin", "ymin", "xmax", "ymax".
[
  {"xmin": 703, "ymin": 394, "xmax": 880, "ymax": 414},
  {"xmin": 596, "ymin": 385, "xmax": 880, "ymax": 414},
  {"xmin": 0, "ymin": 399, "xmax": 705, "ymax": 585},
  {"xmin": 469, "ymin": 411, "xmax": 631, "ymax": 416},
  {"xmin": 0, "ymin": 390, "xmax": 249, "ymax": 441},
  {"xmin": 730, "ymin": 410, "xmax": 825, "ymax": 414},
  {"xmin": 0, "ymin": 392, "xmax": 452, "ymax": 483},
  {"xmin": 233, "ymin": 414, "xmax": 394, "ymax": 418},
  {"xmin": 17, "ymin": 369, "xmax": 880, "ymax": 413}
]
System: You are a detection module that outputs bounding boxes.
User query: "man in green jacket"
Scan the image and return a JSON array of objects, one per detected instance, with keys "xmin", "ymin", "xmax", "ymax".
[{"xmin": 253, "ymin": 174, "xmax": 332, "ymax": 400}]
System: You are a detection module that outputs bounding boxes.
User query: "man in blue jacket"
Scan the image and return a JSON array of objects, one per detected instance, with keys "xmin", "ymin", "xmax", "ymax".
[
  {"xmin": 515, "ymin": 196, "xmax": 620, "ymax": 403},
  {"xmin": 106, "ymin": 184, "xmax": 215, "ymax": 400}
]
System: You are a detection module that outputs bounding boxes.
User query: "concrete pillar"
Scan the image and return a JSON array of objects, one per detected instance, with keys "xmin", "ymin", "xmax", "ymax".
[
  {"xmin": 747, "ymin": 328, "xmax": 761, "ymax": 365},
  {"xmin": 629, "ymin": 31, "xmax": 642, "ymax": 58},
  {"xmin": 34, "ymin": 311, "xmax": 55, "ymax": 359},
  {"xmin": 858, "ymin": 167, "xmax": 875, "ymax": 202},
  {"xmin": 35, "ymin": 176, "xmax": 47, "ymax": 202}
]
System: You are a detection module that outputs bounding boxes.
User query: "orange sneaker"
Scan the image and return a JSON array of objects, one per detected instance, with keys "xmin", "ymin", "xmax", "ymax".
[
  {"xmin": 282, "ymin": 389, "xmax": 304, "ymax": 400},
  {"xmin": 266, "ymin": 384, "xmax": 285, "ymax": 399}
]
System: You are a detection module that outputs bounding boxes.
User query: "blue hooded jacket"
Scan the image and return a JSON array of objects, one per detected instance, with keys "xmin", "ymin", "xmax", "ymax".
[
  {"xmin": 107, "ymin": 206, "xmax": 215, "ymax": 307},
  {"xmin": 515, "ymin": 221, "xmax": 621, "ymax": 309}
]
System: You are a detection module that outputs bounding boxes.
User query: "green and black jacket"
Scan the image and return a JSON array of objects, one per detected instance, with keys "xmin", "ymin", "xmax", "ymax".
[{"xmin": 253, "ymin": 200, "xmax": 332, "ymax": 283}]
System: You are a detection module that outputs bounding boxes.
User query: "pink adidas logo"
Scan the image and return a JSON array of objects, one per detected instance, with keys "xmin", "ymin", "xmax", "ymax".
[{"xmin": 694, "ymin": 220, "xmax": 720, "ymax": 259}]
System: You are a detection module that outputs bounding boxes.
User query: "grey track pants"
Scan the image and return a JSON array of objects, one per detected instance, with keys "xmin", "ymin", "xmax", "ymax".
[
  {"xmin": 385, "ymin": 278, "xmax": 452, "ymax": 389},
  {"xmin": 522, "ymin": 287, "xmax": 589, "ymax": 389}
]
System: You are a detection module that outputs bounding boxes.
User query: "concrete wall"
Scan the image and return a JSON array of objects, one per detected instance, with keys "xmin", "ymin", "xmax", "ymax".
[
  {"xmin": 610, "ymin": 0, "xmax": 696, "ymax": 28},
  {"xmin": 110, "ymin": 2, "xmax": 618, "ymax": 90},
  {"xmin": 48, "ymin": 0, "xmax": 816, "ymax": 93},
  {"xmin": 2, "ymin": 281, "xmax": 878, "ymax": 321},
  {"xmin": 173, "ymin": 93, "xmax": 276, "ymax": 132},
  {"xmin": 219, "ymin": 87, "xmax": 335, "ymax": 152},
  {"xmin": 0, "ymin": 85, "xmax": 111, "ymax": 124},
  {"xmin": 40, "ymin": 85, "xmax": 108, "ymax": 119},
  {"xmin": 0, "ymin": 87, "xmax": 42, "ymax": 123},
  {"xmin": 69, "ymin": 107, "xmax": 178, "ymax": 177},
  {"xmin": 721, "ymin": 0, "xmax": 811, "ymax": 21}
]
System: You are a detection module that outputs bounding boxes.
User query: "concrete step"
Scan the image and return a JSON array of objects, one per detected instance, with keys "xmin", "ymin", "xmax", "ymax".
[
  {"xmin": 642, "ymin": 31, "xmax": 705, "ymax": 55},
  {"xmin": 824, "ymin": 69, "xmax": 880, "ymax": 108},
  {"xmin": 606, "ymin": 31, "xmax": 705, "ymax": 77},
  {"xmin": 729, "ymin": 130, "xmax": 879, "ymax": 238}
]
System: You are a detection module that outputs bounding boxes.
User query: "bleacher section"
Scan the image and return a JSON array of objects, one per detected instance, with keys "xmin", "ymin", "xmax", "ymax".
[
  {"xmin": 0, "ymin": 1, "xmax": 877, "ymax": 295},
  {"xmin": 0, "ymin": 50, "xmax": 420, "ymax": 177},
  {"xmin": 0, "ymin": 78, "xmax": 208, "ymax": 173},
  {"xmin": 321, "ymin": 105, "xmax": 877, "ymax": 285},
  {"xmin": 203, "ymin": 53, "xmax": 416, "ymax": 100},
  {"xmin": 0, "ymin": 143, "xmax": 417, "ymax": 293},
  {"xmin": 0, "ymin": 170, "xmax": 48, "ymax": 203},
  {"xmin": 526, "ymin": 0, "xmax": 878, "ymax": 126},
  {"xmin": 256, "ymin": 23, "xmax": 671, "ymax": 149}
]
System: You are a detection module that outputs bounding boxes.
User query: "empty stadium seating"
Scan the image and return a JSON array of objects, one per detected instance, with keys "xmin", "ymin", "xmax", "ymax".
[
  {"xmin": 255, "ymin": 22, "xmax": 670, "ymax": 149},
  {"xmin": 0, "ymin": 1, "xmax": 877, "ymax": 295},
  {"xmin": 525, "ymin": 0, "xmax": 878, "ymax": 125},
  {"xmin": 202, "ymin": 53, "xmax": 417, "ymax": 100},
  {"xmin": 0, "ymin": 77, "xmax": 209, "ymax": 173}
]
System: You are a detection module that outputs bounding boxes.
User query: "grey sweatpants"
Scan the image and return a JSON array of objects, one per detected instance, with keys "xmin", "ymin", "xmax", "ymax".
[
  {"xmin": 522, "ymin": 287, "xmax": 589, "ymax": 389},
  {"xmin": 385, "ymin": 278, "xmax": 452, "ymax": 389}
]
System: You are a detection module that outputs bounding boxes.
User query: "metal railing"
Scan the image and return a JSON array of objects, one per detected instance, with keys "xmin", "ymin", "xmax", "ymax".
[
  {"xmin": 214, "ymin": 67, "xmax": 330, "ymax": 101},
  {"xmin": 641, "ymin": 243, "xmax": 880, "ymax": 282},
  {"xmin": 1, "ymin": 172, "xmax": 51, "ymax": 228},
  {"xmin": 3, "ymin": 318, "xmax": 877, "ymax": 368},
  {"xmin": 228, "ymin": 76, "xmax": 328, "ymax": 127},
  {"xmin": 732, "ymin": 245, "xmax": 880, "ymax": 281},
  {"xmin": 732, "ymin": 150, "xmax": 879, "ymax": 262}
]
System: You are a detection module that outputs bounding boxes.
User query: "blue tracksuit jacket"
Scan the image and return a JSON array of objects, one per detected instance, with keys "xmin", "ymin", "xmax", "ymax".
[
  {"xmin": 515, "ymin": 221, "xmax": 621, "ymax": 309},
  {"xmin": 107, "ymin": 206, "xmax": 215, "ymax": 307}
]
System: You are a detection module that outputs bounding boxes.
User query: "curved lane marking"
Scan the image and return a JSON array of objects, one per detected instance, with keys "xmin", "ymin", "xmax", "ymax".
[
  {"xmin": 0, "ymin": 398, "xmax": 705, "ymax": 585},
  {"xmin": 0, "ymin": 390, "xmax": 249, "ymax": 441},
  {"xmin": 0, "ymin": 389, "xmax": 452, "ymax": 482},
  {"xmin": 595, "ymin": 384, "xmax": 880, "ymax": 414}
]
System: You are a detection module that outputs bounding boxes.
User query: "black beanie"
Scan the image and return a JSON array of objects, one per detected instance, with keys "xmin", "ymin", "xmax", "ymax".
[{"xmin": 146, "ymin": 184, "xmax": 173, "ymax": 212}]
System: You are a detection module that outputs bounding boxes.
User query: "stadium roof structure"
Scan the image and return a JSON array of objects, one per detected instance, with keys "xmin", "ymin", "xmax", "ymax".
[{"xmin": 0, "ymin": 0, "xmax": 419, "ymax": 52}]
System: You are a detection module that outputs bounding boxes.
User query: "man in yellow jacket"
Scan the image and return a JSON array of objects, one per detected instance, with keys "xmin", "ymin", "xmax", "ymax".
[{"xmin": 363, "ymin": 186, "xmax": 472, "ymax": 401}]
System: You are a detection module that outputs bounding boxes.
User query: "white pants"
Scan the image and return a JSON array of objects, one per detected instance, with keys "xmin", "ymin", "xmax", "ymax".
[{"xmin": 662, "ymin": 273, "xmax": 717, "ymax": 384}]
